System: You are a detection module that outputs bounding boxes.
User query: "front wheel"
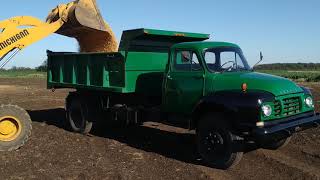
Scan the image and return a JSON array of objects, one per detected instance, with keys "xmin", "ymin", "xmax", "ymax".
[
  {"xmin": 0, "ymin": 105, "xmax": 32, "ymax": 151},
  {"xmin": 197, "ymin": 113, "xmax": 243, "ymax": 169}
]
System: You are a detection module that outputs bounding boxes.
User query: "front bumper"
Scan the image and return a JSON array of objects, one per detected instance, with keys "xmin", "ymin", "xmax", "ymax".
[{"xmin": 253, "ymin": 112, "xmax": 320, "ymax": 140}]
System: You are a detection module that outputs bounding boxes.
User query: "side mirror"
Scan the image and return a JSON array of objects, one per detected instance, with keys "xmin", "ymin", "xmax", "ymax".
[
  {"xmin": 260, "ymin": 51, "xmax": 264, "ymax": 61},
  {"xmin": 253, "ymin": 51, "xmax": 264, "ymax": 70}
]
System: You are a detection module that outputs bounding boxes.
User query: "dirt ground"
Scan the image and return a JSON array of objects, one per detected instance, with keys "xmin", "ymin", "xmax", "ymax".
[{"xmin": 0, "ymin": 78, "xmax": 319, "ymax": 180}]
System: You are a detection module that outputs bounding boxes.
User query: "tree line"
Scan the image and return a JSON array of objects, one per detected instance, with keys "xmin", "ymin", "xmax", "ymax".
[
  {"xmin": 255, "ymin": 63, "xmax": 320, "ymax": 70},
  {"xmin": 1, "ymin": 60, "xmax": 47, "ymax": 72}
]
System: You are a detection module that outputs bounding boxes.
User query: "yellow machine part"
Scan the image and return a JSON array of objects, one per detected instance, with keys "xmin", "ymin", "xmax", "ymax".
[
  {"xmin": 0, "ymin": 16, "xmax": 64, "ymax": 59},
  {"xmin": 47, "ymin": 0, "xmax": 118, "ymax": 52},
  {"xmin": 0, "ymin": 116, "xmax": 22, "ymax": 142},
  {"xmin": 0, "ymin": 0, "xmax": 117, "ymax": 61},
  {"xmin": 0, "ymin": 0, "xmax": 118, "ymax": 150}
]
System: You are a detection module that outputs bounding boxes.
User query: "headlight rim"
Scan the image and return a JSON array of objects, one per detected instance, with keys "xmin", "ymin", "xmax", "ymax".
[
  {"xmin": 261, "ymin": 104, "xmax": 272, "ymax": 117},
  {"xmin": 305, "ymin": 96, "xmax": 314, "ymax": 108}
]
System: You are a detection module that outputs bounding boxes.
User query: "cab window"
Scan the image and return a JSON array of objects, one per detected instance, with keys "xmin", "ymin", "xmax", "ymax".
[
  {"xmin": 204, "ymin": 47, "xmax": 250, "ymax": 72},
  {"xmin": 204, "ymin": 51, "xmax": 217, "ymax": 71},
  {"xmin": 174, "ymin": 50, "xmax": 202, "ymax": 71}
]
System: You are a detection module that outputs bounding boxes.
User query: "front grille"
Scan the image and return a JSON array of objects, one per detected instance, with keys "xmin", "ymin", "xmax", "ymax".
[
  {"xmin": 282, "ymin": 97, "xmax": 301, "ymax": 116},
  {"xmin": 274, "ymin": 100, "xmax": 281, "ymax": 117},
  {"xmin": 273, "ymin": 96, "xmax": 301, "ymax": 118}
]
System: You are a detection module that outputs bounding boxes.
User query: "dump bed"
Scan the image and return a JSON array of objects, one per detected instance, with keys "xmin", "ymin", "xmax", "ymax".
[
  {"xmin": 47, "ymin": 28, "xmax": 210, "ymax": 95},
  {"xmin": 47, "ymin": 51, "xmax": 126, "ymax": 92}
]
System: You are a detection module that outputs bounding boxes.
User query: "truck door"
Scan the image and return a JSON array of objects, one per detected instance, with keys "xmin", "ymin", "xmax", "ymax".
[{"xmin": 164, "ymin": 50, "xmax": 204, "ymax": 114}]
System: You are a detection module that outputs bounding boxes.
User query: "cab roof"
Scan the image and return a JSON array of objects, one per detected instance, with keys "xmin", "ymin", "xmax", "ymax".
[{"xmin": 172, "ymin": 41, "xmax": 240, "ymax": 50}]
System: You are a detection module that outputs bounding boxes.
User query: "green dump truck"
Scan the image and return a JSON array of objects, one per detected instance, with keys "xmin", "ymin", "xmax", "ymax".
[{"xmin": 47, "ymin": 28, "xmax": 320, "ymax": 169}]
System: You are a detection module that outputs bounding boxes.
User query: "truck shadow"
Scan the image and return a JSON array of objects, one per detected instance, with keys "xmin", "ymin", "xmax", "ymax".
[
  {"xmin": 28, "ymin": 108, "xmax": 68, "ymax": 129},
  {"xmin": 28, "ymin": 108, "xmax": 202, "ymax": 165},
  {"xmin": 97, "ymin": 123, "xmax": 201, "ymax": 165},
  {"xmin": 28, "ymin": 108, "xmax": 258, "ymax": 166}
]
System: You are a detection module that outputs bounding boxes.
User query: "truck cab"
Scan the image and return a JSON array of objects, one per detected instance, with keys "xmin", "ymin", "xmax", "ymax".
[
  {"xmin": 163, "ymin": 40, "xmax": 319, "ymax": 168},
  {"xmin": 164, "ymin": 42, "xmax": 251, "ymax": 114},
  {"xmin": 164, "ymin": 41, "xmax": 315, "ymax": 130},
  {"xmin": 47, "ymin": 28, "xmax": 320, "ymax": 169}
]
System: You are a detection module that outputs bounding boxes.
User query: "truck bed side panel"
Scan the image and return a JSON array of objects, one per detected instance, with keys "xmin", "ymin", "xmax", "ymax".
[
  {"xmin": 124, "ymin": 51, "xmax": 168, "ymax": 96},
  {"xmin": 47, "ymin": 52, "xmax": 125, "ymax": 92}
]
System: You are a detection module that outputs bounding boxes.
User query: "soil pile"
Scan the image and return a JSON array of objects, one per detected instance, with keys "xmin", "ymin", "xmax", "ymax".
[{"xmin": 76, "ymin": 21, "xmax": 118, "ymax": 52}]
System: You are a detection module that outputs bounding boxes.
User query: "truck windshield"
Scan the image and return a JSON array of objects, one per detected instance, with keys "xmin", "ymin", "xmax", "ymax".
[{"xmin": 204, "ymin": 47, "xmax": 251, "ymax": 72}]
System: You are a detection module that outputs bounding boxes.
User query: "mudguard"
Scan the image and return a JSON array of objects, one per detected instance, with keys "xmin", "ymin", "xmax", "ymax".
[{"xmin": 192, "ymin": 90, "xmax": 275, "ymax": 130}]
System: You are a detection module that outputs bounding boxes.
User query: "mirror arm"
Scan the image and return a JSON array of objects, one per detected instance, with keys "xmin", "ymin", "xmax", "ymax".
[{"xmin": 252, "ymin": 51, "xmax": 264, "ymax": 69}]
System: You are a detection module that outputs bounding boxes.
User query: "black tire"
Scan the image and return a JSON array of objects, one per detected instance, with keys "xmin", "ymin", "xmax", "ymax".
[
  {"xmin": 197, "ymin": 113, "xmax": 243, "ymax": 169},
  {"xmin": 262, "ymin": 136, "xmax": 292, "ymax": 150},
  {"xmin": 66, "ymin": 94, "xmax": 93, "ymax": 134},
  {"xmin": 0, "ymin": 105, "xmax": 32, "ymax": 151}
]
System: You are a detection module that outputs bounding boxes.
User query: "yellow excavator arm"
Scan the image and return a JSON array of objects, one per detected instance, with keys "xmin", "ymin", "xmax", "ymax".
[
  {"xmin": 0, "ymin": 16, "xmax": 64, "ymax": 60},
  {"xmin": 0, "ymin": 0, "xmax": 115, "ymax": 68},
  {"xmin": 0, "ymin": 0, "xmax": 118, "ymax": 152},
  {"xmin": 0, "ymin": 2, "xmax": 74, "ymax": 66}
]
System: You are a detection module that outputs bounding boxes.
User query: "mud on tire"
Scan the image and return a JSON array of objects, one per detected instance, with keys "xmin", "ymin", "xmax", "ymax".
[{"xmin": 0, "ymin": 105, "xmax": 32, "ymax": 151}]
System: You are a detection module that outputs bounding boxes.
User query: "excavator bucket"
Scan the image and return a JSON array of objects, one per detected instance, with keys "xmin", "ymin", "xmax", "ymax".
[{"xmin": 46, "ymin": 0, "xmax": 118, "ymax": 52}]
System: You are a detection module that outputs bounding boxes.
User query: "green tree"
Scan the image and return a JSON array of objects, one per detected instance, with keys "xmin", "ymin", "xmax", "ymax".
[{"xmin": 36, "ymin": 60, "xmax": 47, "ymax": 72}]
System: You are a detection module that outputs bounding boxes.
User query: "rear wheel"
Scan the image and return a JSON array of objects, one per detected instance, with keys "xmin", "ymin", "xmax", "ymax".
[
  {"xmin": 66, "ymin": 94, "xmax": 93, "ymax": 134},
  {"xmin": 0, "ymin": 105, "xmax": 32, "ymax": 151},
  {"xmin": 197, "ymin": 113, "xmax": 243, "ymax": 169}
]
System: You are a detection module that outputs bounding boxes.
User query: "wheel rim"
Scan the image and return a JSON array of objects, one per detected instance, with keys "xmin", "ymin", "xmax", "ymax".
[
  {"xmin": 204, "ymin": 132, "xmax": 224, "ymax": 154},
  {"xmin": 200, "ymin": 130, "xmax": 230, "ymax": 161},
  {"xmin": 70, "ymin": 102, "xmax": 84, "ymax": 129},
  {"xmin": 0, "ymin": 116, "xmax": 22, "ymax": 142}
]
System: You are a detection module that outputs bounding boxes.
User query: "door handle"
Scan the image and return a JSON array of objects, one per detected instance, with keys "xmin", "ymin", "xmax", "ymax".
[{"xmin": 167, "ymin": 75, "xmax": 173, "ymax": 80}]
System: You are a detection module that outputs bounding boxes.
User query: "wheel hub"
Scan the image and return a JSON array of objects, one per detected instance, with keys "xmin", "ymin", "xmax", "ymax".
[
  {"xmin": 205, "ymin": 132, "xmax": 224, "ymax": 151},
  {"xmin": 0, "ymin": 117, "xmax": 21, "ymax": 142}
]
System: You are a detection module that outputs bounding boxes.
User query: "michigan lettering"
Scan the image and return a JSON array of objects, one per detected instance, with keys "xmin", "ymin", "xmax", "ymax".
[{"xmin": 0, "ymin": 30, "xmax": 29, "ymax": 50}]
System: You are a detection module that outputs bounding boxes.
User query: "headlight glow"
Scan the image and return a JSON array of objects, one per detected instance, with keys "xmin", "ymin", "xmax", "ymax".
[
  {"xmin": 305, "ymin": 97, "xmax": 314, "ymax": 108},
  {"xmin": 262, "ymin": 105, "xmax": 272, "ymax": 117}
]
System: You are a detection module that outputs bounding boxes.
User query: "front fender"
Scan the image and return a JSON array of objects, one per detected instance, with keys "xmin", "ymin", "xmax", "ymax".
[{"xmin": 192, "ymin": 90, "xmax": 275, "ymax": 131}]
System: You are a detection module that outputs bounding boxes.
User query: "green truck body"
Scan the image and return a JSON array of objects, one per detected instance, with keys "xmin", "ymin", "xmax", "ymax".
[
  {"xmin": 48, "ymin": 29, "xmax": 209, "ymax": 94},
  {"xmin": 47, "ymin": 28, "xmax": 320, "ymax": 169}
]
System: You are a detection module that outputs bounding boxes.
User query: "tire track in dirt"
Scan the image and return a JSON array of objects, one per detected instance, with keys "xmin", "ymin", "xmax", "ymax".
[
  {"xmin": 97, "ymin": 127, "xmax": 212, "ymax": 180},
  {"xmin": 195, "ymin": 132, "xmax": 320, "ymax": 180},
  {"xmin": 260, "ymin": 150, "xmax": 320, "ymax": 179},
  {"xmin": 228, "ymin": 150, "xmax": 317, "ymax": 180}
]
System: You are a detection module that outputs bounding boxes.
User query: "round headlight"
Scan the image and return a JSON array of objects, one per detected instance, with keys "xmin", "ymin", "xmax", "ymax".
[
  {"xmin": 305, "ymin": 97, "xmax": 314, "ymax": 108},
  {"xmin": 262, "ymin": 105, "xmax": 272, "ymax": 117}
]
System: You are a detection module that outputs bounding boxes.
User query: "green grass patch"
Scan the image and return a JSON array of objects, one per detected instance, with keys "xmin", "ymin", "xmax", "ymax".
[
  {"xmin": 258, "ymin": 70, "xmax": 320, "ymax": 82},
  {"xmin": 0, "ymin": 69, "xmax": 46, "ymax": 78}
]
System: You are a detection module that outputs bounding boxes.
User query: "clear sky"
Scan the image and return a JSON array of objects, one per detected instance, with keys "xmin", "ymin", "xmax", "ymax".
[{"xmin": 1, "ymin": 0, "xmax": 320, "ymax": 68}]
